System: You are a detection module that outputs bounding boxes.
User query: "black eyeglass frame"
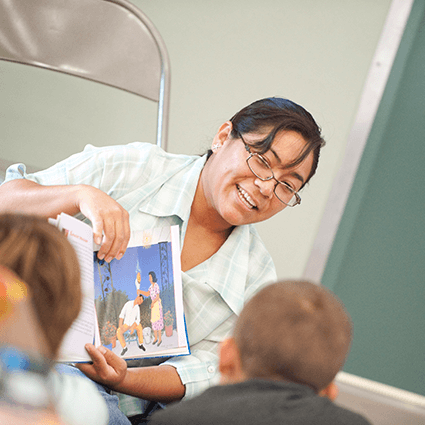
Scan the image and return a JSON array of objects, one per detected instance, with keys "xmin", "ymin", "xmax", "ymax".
[{"xmin": 238, "ymin": 132, "xmax": 301, "ymax": 207}]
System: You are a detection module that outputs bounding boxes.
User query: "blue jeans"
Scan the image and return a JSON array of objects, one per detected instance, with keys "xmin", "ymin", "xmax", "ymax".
[{"xmin": 56, "ymin": 363, "xmax": 131, "ymax": 425}]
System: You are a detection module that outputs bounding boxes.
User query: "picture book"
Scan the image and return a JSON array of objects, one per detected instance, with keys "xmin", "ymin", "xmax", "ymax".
[{"xmin": 48, "ymin": 212, "xmax": 190, "ymax": 362}]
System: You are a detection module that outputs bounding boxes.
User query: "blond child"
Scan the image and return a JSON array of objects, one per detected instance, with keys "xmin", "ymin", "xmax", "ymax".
[{"xmin": 0, "ymin": 213, "xmax": 108, "ymax": 425}]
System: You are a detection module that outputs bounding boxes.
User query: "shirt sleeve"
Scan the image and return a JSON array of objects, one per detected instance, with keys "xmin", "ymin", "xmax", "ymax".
[
  {"xmin": 163, "ymin": 349, "xmax": 220, "ymax": 399},
  {"xmin": 3, "ymin": 142, "xmax": 159, "ymax": 196},
  {"xmin": 163, "ymin": 315, "xmax": 238, "ymax": 398}
]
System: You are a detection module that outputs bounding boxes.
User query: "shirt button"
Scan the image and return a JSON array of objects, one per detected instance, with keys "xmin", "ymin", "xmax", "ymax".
[{"xmin": 207, "ymin": 366, "xmax": 215, "ymax": 374}]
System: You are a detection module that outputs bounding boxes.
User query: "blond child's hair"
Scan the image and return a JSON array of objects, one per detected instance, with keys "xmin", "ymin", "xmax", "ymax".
[{"xmin": 0, "ymin": 213, "xmax": 81, "ymax": 357}]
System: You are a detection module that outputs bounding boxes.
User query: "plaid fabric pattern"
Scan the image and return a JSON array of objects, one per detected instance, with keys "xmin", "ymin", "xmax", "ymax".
[{"xmin": 6, "ymin": 142, "xmax": 277, "ymax": 415}]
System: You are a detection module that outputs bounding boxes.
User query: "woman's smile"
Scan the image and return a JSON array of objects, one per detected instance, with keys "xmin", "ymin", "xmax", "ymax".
[{"xmin": 237, "ymin": 184, "xmax": 258, "ymax": 210}]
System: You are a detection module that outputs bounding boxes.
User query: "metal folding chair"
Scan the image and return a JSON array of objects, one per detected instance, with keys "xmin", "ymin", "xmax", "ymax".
[{"xmin": 0, "ymin": 0, "xmax": 171, "ymax": 150}]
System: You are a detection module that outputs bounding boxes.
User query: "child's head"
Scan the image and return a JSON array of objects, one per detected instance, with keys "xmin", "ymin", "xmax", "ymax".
[
  {"xmin": 0, "ymin": 213, "xmax": 82, "ymax": 358},
  {"xmin": 220, "ymin": 280, "xmax": 352, "ymax": 393}
]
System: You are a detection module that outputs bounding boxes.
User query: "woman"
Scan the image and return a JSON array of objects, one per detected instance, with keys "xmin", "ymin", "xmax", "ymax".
[
  {"xmin": 138, "ymin": 271, "xmax": 164, "ymax": 346},
  {"xmin": 0, "ymin": 97, "xmax": 325, "ymax": 421}
]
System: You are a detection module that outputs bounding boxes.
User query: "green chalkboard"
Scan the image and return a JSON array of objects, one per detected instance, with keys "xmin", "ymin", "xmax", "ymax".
[{"xmin": 322, "ymin": 0, "xmax": 425, "ymax": 396}]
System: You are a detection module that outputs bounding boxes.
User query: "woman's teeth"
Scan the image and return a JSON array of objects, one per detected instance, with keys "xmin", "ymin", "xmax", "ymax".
[{"xmin": 237, "ymin": 185, "xmax": 257, "ymax": 209}]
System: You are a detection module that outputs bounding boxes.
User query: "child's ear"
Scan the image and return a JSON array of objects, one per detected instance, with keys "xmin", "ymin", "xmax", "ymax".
[
  {"xmin": 319, "ymin": 381, "xmax": 339, "ymax": 401},
  {"xmin": 218, "ymin": 337, "xmax": 245, "ymax": 384}
]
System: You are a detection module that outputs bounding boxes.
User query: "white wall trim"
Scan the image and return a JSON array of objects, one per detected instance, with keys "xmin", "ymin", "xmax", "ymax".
[{"xmin": 303, "ymin": 0, "xmax": 415, "ymax": 282}]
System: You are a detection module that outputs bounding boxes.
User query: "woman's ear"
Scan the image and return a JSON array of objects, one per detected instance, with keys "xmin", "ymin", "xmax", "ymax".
[{"xmin": 211, "ymin": 121, "xmax": 233, "ymax": 151}]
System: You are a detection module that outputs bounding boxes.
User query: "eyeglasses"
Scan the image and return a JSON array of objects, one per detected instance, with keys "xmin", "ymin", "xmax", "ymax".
[{"xmin": 239, "ymin": 133, "xmax": 301, "ymax": 207}]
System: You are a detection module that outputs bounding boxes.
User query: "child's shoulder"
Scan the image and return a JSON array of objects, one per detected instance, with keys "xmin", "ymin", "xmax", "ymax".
[{"xmin": 51, "ymin": 370, "xmax": 109, "ymax": 425}]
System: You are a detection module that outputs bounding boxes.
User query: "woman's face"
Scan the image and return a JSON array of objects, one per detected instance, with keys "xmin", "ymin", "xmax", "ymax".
[
  {"xmin": 201, "ymin": 122, "xmax": 314, "ymax": 229},
  {"xmin": 149, "ymin": 274, "xmax": 154, "ymax": 284}
]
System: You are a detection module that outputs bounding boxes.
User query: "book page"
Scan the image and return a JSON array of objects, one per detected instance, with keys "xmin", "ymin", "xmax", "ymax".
[
  {"xmin": 50, "ymin": 214, "xmax": 189, "ymax": 362},
  {"xmin": 49, "ymin": 213, "xmax": 96, "ymax": 362},
  {"xmin": 93, "ymin": 225, "xmax": 190, "ymax": 360}
]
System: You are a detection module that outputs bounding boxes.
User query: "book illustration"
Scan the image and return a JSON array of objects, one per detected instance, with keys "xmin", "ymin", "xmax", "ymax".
[
  {"xmin": 48, "ymin": 213, "xmax": 189, "ymax": 363},
  {"xmin": 94, "ymin": 240, "xmax": 180, "ymax": 359}
]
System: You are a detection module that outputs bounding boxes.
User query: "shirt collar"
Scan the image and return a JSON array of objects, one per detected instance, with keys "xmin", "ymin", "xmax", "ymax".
[{"xmin": 185, "ymin": 225, "xmax": 250, "ymax": 315}]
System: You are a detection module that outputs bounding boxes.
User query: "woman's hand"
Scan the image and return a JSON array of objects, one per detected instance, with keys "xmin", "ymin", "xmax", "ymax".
[
  {"xmin": 75, "ymin": 185, "xmax": 130, "ymax": 262},
  {"xmin": 77, "ymin": 344, "xmax": 127, "ymax": 389},
  {"xmin": 80, "ymin": 345, "xmax": 186, "ymax": 402},
  {"xmin": 0, "ymin": 180, "xmax": 130, "ymax": 262}
]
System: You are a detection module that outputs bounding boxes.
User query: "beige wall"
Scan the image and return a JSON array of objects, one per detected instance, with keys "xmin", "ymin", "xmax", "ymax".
[{"xmin": 0, "ymin": 0, "xmax": 392, "ymax": 279}]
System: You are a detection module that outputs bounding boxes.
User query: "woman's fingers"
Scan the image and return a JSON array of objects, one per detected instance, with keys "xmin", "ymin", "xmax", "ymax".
[
  {"xmin": 76, "ymin": 185, "xmax": 130, "ymax": 261},
  {"xmin": 97, "ymin": 207, "xmax": 129, "ymax": 261},
  {"xmin": 77, "ymin": 344, "xmax": 127, "ymax": 387},
  {"xmin": 77, "ymin": 344, "xmax": 108, "ymax": 380},
  {"xmin": 101, "ymin": 209, "xmax": 130, "ymax": 261}
]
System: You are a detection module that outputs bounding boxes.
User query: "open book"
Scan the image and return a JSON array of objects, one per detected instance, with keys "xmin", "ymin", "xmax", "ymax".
[{"xmin": 48, "ymin": 213, "xmax": 190, "ymax": 363}]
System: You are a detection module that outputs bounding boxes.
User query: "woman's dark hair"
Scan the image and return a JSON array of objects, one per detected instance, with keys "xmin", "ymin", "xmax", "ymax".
[
  {"xmin": 149, "ymin": 271, "xmax": 157, "ymax": 282},
  {"xmin": 208, "ymin": 97, "xmax": 325, "ymax": 187}
]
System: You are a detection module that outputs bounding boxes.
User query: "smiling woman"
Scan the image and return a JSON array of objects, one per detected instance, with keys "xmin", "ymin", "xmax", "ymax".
[
  {"xmin": 196, "ymin": 126, "xmax": 314, "ymax": 233},
  {"xmin": 196, "ymin": 98, "xmax": 323, "ymax": 233},
  {"xmin": 0, "ymin": 97, "xmax": 325, "ymax": 424}
]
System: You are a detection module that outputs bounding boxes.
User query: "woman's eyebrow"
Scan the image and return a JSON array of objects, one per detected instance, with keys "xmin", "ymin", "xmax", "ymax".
[
  {"xmin": 269, "ymin": 148, "xmax": 304, "ymax": 184},
  {"xmin": 291, "ymin": 172, "xmax": 305, "ymax": 186},
  {"xmin": 269, "ymin": 148, "xmax": 305, "ymax": 185},
  {"xmin": 270, "ymin": 147, "xmax": 282, "ymax": 164}
]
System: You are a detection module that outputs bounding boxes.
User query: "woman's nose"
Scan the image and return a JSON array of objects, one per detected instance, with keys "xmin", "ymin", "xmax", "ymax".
[{"xmin": 254, "ymin": 177, "xmax": 275, "ymax": 198}]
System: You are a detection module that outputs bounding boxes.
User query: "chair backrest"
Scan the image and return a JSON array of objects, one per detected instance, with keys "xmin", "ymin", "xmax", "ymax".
[{"xmin": 0, "ymin": 0, "xmax": 171, "ymax": 150}]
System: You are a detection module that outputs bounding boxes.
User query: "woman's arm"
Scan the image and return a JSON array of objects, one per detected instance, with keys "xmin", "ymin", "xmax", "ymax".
[
  {"xmin": 0, "ymin": 179, "xmax": 130, "ymax": 261},
  {"xmin": 0, "ymin": 179, "xmax": 81, "ymax": 218},
  {"xmin": 78, "ymin": 344, "xmax": 185, "ymax": 403}
]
